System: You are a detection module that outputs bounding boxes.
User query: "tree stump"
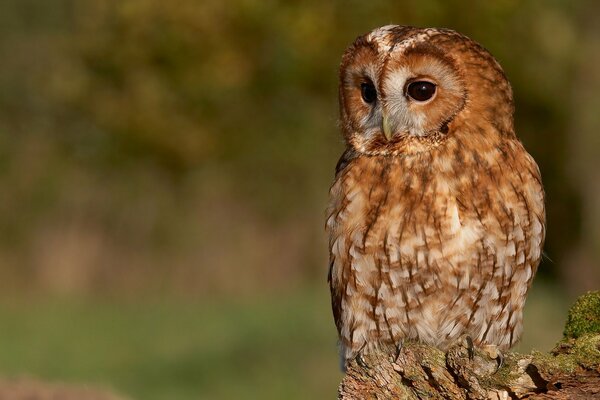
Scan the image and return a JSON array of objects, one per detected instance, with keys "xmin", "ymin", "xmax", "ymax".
[{"xmin": 339, "ymin": 291, "xmax": 600, "ymax": 399}]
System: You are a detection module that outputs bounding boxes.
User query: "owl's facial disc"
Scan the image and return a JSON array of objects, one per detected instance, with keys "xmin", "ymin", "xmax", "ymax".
[
  {"xmin": 380, "ymin": 47, "xmax": 465, "ymax": 139},
  {"xmin": 381, "ymin": 78, "xmax": 438, "ymax": 140},
  {"xmin": 338, "ymin": 27, "xmax": 475, "ymax": 155},
  {"xmin": 339, "ymin": 26, "xmax": 515, "ymax": 155}
]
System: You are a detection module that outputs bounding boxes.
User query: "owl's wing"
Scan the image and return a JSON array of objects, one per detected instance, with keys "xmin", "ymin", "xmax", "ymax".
[
  {"xmin": 327, "ymin": 259, "xmax": 343, "ymax": 335},
  {"xmin": 335, "ymin": 148, "xmax": 358, "ymax": 177},
  {"xmin": 328, "ymin": 150, "xmax": 357, "ymax": 336}
]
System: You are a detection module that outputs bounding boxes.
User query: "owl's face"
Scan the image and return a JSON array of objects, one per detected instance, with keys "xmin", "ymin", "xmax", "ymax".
[{"xmin": 339, "ymin": 25, "xmax": 513, "ymax": 156}]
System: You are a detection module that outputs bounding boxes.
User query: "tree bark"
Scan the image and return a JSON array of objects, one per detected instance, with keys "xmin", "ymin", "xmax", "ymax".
[{"xmin": 338, "ymin": 291, "xmax": 600, "ymax": 399}]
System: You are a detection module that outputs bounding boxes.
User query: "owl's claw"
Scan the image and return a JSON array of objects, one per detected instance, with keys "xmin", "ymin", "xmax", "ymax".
[
  {"xmin": 356, "ymin": 353, "xmax": 369, "ymax": 369},
  {"xmin": 497, "ymin": 352, "xmax": 505, "ymax": 370},
  {"xmin": 483, "ymin": 345, "xmax": 504, "ymax": 371},
  {"xmin": 394, "ymin": 341, "xmax": 403, "ymax": 360},
  {"xmin": 465, "ymin": 335, "xmax": 475, "ymax": 360},
  {"xmin": 459, "ymin": 337, "xmax": 504, "ymax": 372}
]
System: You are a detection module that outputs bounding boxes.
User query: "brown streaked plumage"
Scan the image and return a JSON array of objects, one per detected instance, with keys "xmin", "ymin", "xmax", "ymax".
[{"xmin": 327, "ymin": 25, "xmax": 545, "ymax": 367}]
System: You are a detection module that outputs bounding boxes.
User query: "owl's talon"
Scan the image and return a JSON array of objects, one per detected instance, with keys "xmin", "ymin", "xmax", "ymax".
[
  {"xmin": 465, "ymin": 335, "xmax": 475, "ymax": 360},
  {"xmin": 497, "ymin": 352, "xmax": 504, "ymax": 370},
  {"xmin": 483, "ymin": 345, "xmax": 504, "ymax": 371},
  {"xmin": 356, "ymin": 353, "xmax": 369, "ymax": 369},
  {"xmin": 394, "ymin": 341, "xmax": 403, "ymax": 361}
]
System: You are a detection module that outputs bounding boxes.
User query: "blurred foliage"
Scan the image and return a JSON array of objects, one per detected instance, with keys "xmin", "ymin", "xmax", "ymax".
[
  {"xmin": 0, "ymin": 0, "xmax": 597, "ymax": 297},
  {"xmin": 0, "ymin": 284, "xmax": 569, "ymax": 400},
  {"xmin": 0, "ymin": 288, "xmax": 340, "ymax": 399}
]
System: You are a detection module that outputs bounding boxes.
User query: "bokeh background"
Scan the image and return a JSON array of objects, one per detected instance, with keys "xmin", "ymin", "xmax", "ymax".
[{"xmin": 0, "ymin": 0, "xmax": 599, "ymax": 399}]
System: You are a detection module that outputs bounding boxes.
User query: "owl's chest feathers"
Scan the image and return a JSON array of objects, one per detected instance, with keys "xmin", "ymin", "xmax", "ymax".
[
  {"xmin": 328, "ymin": 139, "xmax": 544, "ymax": 352},
  {"xmin": 330, "ymin": 149, "xmax": 496, "ymax": 277},
  {"xmin": 328, "ymin": 138, "xmax": 543, "ymax": 315}
]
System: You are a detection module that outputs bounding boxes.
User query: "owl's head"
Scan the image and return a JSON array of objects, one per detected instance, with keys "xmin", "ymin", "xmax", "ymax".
[{"xmin": 339, "ymin": 26, "xmax": 514, "ymax": 156}]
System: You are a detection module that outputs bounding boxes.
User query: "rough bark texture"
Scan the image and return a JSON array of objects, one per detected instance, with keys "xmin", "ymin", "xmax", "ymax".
[{"xmin": 339, "ymin": 291, "xmax": 600, "ymax": 399}]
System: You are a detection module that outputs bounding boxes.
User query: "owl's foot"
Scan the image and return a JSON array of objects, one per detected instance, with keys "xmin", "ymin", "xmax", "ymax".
[
  {"xmin": 340, "ymin": 354, "xmax": 368, "ymax": 372},
  {"xmin": 464, "ymin": 335, "xmax": 475, "ymax": 360},
  {"xmin": 449, "ymin": 335, "xmax": 475, "ymax": 359},
  {"xmin": 353, "ymin": 342, "xmax": 371, "ymax": 369},
  {"xmin": 393, "ymin": 340, "xmax": 404, "ymax": 363},
  {"xmin": 446, "ymin": 336, "xmax": 493, "ymax": 398},
  {"xmin": 352, "ymin": 341, "xmax": 402, "ymax": 370},
  {"xmin": 356, "ymin": 353, "xmax": 369, "ymax": 369},
  {"xmin": 447, "ymin": 335, "xmax": 502, "ymax": 378},
  {"xmin": 482, "ymin": 344, "xmax": 504, "ymax": 370}
]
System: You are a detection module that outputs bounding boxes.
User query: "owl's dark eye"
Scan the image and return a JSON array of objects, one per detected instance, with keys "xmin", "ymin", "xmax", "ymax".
[
  {"xmin": 360, "ymin": 81, "xmax": 377, "ymax": 104},
  {"xmin": 406, "ymin": 81, "xmax": 436, "ymax": 102}
]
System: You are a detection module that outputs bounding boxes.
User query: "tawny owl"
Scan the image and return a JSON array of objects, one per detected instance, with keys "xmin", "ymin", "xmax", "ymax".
[{"xmin": 326, "ymin": 25, "xmax": 545, "ymax": 367}]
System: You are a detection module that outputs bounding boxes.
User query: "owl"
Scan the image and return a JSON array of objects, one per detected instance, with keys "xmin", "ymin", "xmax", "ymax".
[{"xmin": 326, "ymin": 25, "xmax": 545, "ymax": 367}]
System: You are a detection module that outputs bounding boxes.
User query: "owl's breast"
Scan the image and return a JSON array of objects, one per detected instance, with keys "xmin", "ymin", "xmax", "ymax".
[
  {"xmin": 328, "ymin": 153, "xmax": 484, "ymax": 280},
  {"xmin": 327, "ymin": 142, "xmax": 545, "ymax": 350},
  {"xmin": 328, "ymin": 142, "xmax": 544, "ymax": 277}
]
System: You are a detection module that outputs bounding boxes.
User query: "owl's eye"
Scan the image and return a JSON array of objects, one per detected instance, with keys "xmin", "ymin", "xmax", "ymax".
[
  {"xmin": 360, "ymin": 81, "xmax": 377, "ymax": 104},
  {"xmin": 406, "ymin": 81, "xmax": 436, "ymax": 102}
]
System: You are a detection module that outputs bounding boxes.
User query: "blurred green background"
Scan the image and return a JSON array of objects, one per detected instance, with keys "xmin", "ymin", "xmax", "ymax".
[{"xmin": 0, "ymin": 0, "xmax": 598, "ymax": 399}]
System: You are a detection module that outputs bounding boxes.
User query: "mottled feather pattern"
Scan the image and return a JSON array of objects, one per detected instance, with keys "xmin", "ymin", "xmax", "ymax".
[{"xmin": 327, "ymin": 26, "xmax": 545, "ymax": 365}]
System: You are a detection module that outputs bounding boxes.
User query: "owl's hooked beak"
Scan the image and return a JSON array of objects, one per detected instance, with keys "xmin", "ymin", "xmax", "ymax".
[{"xmin": 382, "ymin": 113, "xmax": 393, "ymax": 141}]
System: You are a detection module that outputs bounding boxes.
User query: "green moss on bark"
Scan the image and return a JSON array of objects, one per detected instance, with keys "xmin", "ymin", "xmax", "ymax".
[{"xmin": 563, "ymin": 291, "xmax": 600, "ymax": 339}]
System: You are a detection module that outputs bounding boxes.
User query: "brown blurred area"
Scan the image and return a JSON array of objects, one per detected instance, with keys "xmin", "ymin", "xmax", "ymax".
[{"xmin": 0, "ymin": 378, "xmax": 126, "ymax": 400}]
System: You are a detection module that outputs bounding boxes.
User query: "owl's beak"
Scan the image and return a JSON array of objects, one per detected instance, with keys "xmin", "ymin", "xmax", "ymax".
[{"xmin": 382, "ymin": 113, "xmax": 393, "ymax": 141}]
